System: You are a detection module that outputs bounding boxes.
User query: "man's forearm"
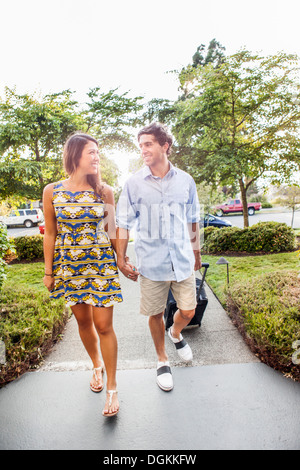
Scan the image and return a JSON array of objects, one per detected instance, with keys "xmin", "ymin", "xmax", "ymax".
[
  {"xmin": 188, "ymin": 222, "xmax": 201, "ymax": 252},
  {"xmin": 116, "ymin": 227, "xmax": 139, "ymax": 280},
  {"xmin": 116, "ymin": 227, "xmax": 130, "ymax": 265},
  {"xmin": 188, "ymin": 222, "xmax": 202, "ymax": 270}
]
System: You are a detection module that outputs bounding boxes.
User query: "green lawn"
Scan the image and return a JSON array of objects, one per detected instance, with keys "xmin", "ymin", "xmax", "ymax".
[
  {"xmin": 202, "ymin": 251, "xmax": 299, "ymax": 304},
  {"xmin": 6, "ymin": 262, "xmax": 45, "ymax": 291}
]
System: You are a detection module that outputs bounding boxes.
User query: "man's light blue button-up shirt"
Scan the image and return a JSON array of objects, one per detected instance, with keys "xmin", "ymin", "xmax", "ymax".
[{"xmin": 116, "ymin": 163, "xmax": 200, "ymax": 282}]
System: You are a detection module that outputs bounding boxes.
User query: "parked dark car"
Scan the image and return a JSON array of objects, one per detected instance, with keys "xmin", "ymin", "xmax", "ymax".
[{"xmin": 200, "ymin": 214, "xmax": 232, "ymax": 228}]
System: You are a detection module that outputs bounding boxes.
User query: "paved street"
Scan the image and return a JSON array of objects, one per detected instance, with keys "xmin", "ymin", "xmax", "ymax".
[
  {"xmin": 7, "ymin": 225, "xmax": 40, "ymax": 237},
  {"xmin": 6, "ymin": 208, "xmax": 299, "ymax": 238},
  {"xmin": 219, "ymin": 208, "xmax": 300, "ymax": 229}
]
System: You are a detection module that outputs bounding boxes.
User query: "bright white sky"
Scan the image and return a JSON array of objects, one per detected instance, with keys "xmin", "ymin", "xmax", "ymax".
[{"xmin": 1, "ymin": 0, "xmax": 300, "ymax": 184}]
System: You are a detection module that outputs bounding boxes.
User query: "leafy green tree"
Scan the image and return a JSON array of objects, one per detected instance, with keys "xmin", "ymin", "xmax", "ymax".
[
  {"xmin": 98, "ymin": 153, "xmax": 120, "ymax": 187},
  {"xmin": 197, "ymin": 182, "xmax": 226, "ymax": 215},
  {"xmin": 83, "ymin": 87, "xmax": 143, "ymax": 151},
  {"xmin": 0, "ymin": 159, "xmax": 43, "ymax": 200},
  {"xmin": 192, "ymin": 38, "xmax": 226, "ymax": 69},
  {"xmin": 275, "ymin": 184, "xmax": 300, "ymax": 227},
  {"xmin": 142, "ymin": 98, "xmax": 176, "ymax": 125},
  {"xmin": 0, "ymin": 86, "xmax": 143, "ymax": 200},
  {"xmin": 143, "ymin": 40, "xmax": 227, "ymax": 122},
  {"xmin": 0, "ymin": 87, "xmax": 83, "ymax": 199},
  {"xmin": 178, "ymin": 39, "xmax": 226, "ymax": 99},
  {"xmin": 172, "ymin": 49, "xmax": 300, "ymax": 227}
]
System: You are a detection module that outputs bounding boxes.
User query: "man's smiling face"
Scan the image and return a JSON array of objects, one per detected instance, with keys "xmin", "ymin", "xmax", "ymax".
[{"xmin": 139, "ymin": 134, "xmax": 169, "ymax": 168}]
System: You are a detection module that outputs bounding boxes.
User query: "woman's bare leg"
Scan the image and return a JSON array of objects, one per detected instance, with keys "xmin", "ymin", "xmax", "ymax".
[
  {"xmin": 71, "ymin": 303, "xmax": 103, "ymax": 391},
  {"xmin": 93, "ymin": 305, "xmax": 119, "ymax": 415}
]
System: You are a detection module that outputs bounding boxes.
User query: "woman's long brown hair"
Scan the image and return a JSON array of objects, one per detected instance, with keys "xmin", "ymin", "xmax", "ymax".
[{"xmin": 63, "ymin": 132, "xmax": 103, "ymax": 196}]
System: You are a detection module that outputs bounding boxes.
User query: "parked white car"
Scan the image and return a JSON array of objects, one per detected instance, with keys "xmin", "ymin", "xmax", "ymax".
[{"xmin": 0, "ymin": 209, "xmax": 44, "ymax": 228}]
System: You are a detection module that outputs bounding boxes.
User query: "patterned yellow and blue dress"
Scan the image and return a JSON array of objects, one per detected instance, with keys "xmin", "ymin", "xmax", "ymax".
[{"xmin": 50, "ymin": 182, "xmax": 123, "ymax": 308}]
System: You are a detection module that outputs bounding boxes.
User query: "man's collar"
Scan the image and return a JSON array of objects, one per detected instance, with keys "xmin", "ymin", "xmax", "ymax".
[
  {"xmin": 142, "ymin": 162, "xmax": 177, "ymax": 179},
  {"xmin": 142, "ymin": 165, "xmax": 152, "ymax": 179}
]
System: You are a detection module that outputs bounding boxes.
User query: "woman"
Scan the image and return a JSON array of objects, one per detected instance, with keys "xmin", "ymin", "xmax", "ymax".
[{"xmin": 43, "ymin": 132, "xmax": 122, "ymax": 417}]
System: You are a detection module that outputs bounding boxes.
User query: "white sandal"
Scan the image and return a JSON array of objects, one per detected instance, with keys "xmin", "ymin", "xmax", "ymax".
[
  {"xmin": 102, "ymin": 390, "xmax": 119, "ymax": 417},
  {"xmin": 90, "ymin": 366, "xmax": 104, "ymax": 393}
]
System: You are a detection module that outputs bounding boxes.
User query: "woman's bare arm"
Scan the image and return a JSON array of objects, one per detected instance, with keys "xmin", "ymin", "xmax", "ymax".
[{"xmin": 42, "ymin": 183, "xmax": 57, "ymax": 291}]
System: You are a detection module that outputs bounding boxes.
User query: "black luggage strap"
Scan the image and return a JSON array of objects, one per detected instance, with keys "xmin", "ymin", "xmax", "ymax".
[{"xmin": 157, "ymin": 365, "xmax": 172, "ymax": 376}]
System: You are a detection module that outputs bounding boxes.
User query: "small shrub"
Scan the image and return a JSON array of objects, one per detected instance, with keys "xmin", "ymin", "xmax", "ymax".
[
  {"xmin": 227, "ymin": 270, "xmax": 300, "ymax": 381},
  {"xmin": 203, "ymin": 222, "xmax": 296, "ymax": 254},
  {"xmin": 13, "ymin": 235, "xmax": 44, "ymax": 261}
]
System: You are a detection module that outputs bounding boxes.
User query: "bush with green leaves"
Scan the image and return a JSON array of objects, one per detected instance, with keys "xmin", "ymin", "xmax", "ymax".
[
  {"xmin": 203, "ymin": 222, "xmax": 296, "ymax": 254},
  {"xmin": 0, "ymin": 283, "xmax": 68, "ymax": 386},
  {"xmin": 0, "ymin": 223, "xmax": 15, "ymax": 289},
  {"xmin": 227, "ymin": 270, "xmax": 300, "ymax": 381},
  {"xmin": 13, "ymin": 234, "xmax": 44, "ymax": 261}
]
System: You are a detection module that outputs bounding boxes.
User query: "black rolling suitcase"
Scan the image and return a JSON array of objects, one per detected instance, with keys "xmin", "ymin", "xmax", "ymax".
[{"xmin": 164, "ymin": 262, "xmax": 209, "ymax": 330}]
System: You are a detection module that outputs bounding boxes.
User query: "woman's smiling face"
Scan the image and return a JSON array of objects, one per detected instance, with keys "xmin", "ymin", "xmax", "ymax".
[{"xmin": 77, "ymin": 141, "xmax": 100, "ymax": 175}]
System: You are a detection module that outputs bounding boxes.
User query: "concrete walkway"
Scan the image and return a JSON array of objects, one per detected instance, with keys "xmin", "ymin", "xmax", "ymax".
[{"xmin": 0, "ymin": 245, "xmax": 300, "ymax": 450}]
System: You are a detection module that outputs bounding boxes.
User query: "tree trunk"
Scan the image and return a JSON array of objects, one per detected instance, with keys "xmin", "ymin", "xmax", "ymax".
[
  {"xmin": 239, "ymin": 179, "xmax": 249, "ymax": 228},
  {"xmin": 291, "ymin": 208, "xmax": 295, "ymax": 228}
]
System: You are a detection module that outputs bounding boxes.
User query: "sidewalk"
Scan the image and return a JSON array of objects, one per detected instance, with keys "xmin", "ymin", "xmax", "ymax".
[{"xmin": 0, "ymin": 245, "xmax": 300, "ymax": 450}]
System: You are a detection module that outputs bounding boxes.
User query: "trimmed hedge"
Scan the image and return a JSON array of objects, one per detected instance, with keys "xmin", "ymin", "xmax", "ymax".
[
  {"xmin": 12, "ymin": 235, "xmax": 44, "ymax": 261},
  {"xmin": 227, "ymin": 270, "xmax": 300, "ymax": 381},
  {"xmin": 203, "ymin": 222, "xmax": 296, "ymax": 254}
]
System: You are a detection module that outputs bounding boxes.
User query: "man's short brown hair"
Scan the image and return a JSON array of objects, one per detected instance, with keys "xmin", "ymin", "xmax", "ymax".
[{"xmin": 138, "ymin": 122, "xmax": 173, "ymax": 155}]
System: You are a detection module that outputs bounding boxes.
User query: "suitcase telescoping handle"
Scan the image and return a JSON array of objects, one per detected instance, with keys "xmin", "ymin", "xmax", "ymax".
[{"xmin": 196, "ymin": 262, "xmax": 209, "ymax": 301}]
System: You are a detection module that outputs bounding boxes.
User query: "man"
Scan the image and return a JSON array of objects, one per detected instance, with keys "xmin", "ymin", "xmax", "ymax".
[{"xmin": 116, "ymin": 122, "xmax": 201, "ymax": 391}]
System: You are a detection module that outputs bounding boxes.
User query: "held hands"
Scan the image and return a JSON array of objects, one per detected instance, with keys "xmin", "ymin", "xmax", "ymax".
[{"xmin": 118, "ymin": 256, "xmax": 139, "ymax": 282}]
